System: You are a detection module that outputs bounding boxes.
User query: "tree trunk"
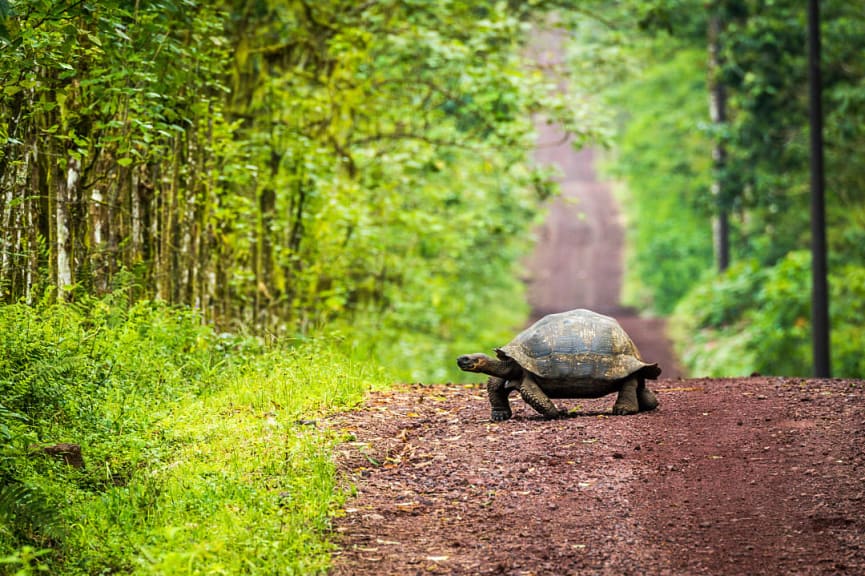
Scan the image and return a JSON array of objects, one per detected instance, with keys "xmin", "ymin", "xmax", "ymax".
[
  {"xmin": 56, "ymin": 157, "xmax": 78, "ymax": 297},
  {"xmin": 90, "ymin": 186, "xmax": 107, "ymax": 293},
  {"xmin": 0, "ymin": 167, "xmax": 15, "ymax": 299},
  {"xmin": 708, "ymin": 9, "xmax": 730, "ymax": 272}
]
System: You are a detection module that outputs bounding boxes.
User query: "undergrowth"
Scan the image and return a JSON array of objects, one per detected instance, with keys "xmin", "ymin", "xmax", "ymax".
[
  {"xmin": 0, "ymin": 296, "xmax": 378, "ymax": 575},
  {"xmin": 671, "ymin": 251, "xmax": 865, "ymax": 377}
]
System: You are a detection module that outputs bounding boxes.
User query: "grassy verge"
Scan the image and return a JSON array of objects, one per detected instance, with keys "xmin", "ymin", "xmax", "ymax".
[{"xmin": 0, "ymin": 298, "xmax": 379, "ymax": 575}]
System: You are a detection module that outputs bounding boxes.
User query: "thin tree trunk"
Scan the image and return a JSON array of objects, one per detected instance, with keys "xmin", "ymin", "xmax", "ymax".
[
  {"xmin": 807, "ymin": 0, "xmax": 830, "ymax": 377},
  {"xmin": 35, "ymin": 139, "xmax": 52, "ymax": 302},
  {"xmin": 708, "ymin": 9, "xmax": 730, "ymax": 272},
  {"xmin": 183, "ymin": 135, "xmax": 196, "ymax": 308},
  {"xmin": 24, "ymin": 183, "xmax": 35, "ymax": 303},
  {"xmin": 90, "ymin": 186, "xmax": 106, "ymax": 293},
  {"xmin": 1, "ymin": 172, "xmax": 13, "ymax": 298},
  {"xmin": 0, "ymin": 92, "xmax": 31, "ymax": 301},
  {"xmin": 104, "ymin": 165, "xmax": 121, "ymax": 290},
  {"xmin": 56, "ymin": 157, "xmax": 79, "ymax": 297},
  {"xmin": 131, "ymin": 169, "xmax": 143, "ymax": 261}
]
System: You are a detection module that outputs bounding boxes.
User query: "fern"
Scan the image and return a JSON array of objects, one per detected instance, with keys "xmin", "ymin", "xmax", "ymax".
[
  {"xmin": 0, "ymin": 403, "xmax": 27, "ymax": 442},
  {"xmin": 0, "ymin": 480, "xmax": 65, "ymax": 545},
  {"xmin": 1, "ymin": 404, "xmax": 64, "ymax": 547}
]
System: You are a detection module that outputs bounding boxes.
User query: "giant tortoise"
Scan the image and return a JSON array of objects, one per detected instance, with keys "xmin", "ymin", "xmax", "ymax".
[{"xmin": 457, "ymin": 308, "xmax": 661, "ymax": 421}]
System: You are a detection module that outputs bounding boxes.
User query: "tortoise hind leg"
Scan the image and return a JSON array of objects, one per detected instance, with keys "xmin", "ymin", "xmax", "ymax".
[
  {"xmin": 487, "ymin": 377, "xmax": 513, "ymax": 421},
  {"xmin": 637, "ymin": 379, "xmax": 659, "ymax": 412},
  {"xmin": 612, "ymin": 377, "xmax": 640, "ymax": 415},
  {"xmin": 517, "ymin": 375, "xmax": 560, "ymax": 419}
]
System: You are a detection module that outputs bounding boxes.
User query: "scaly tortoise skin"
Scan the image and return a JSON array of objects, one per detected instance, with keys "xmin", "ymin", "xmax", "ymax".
[{"xmin": 457, "ymin": 308, "xmax": 661, "ymax": 421}]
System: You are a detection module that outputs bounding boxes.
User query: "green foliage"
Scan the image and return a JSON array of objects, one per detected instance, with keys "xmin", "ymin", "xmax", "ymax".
[
  {"xmin": 0, "ymin": 0, "xmax": 601, "ymax": 382},
  {"xmin": 747, "ymin": 252, "xmax": 813, "ymax": 376},
  {"xmin": 673, "ymin": 252, "xmax": 865, "ymax": 377},
  {"xmin": 575, "ymin": 1, "xmax": 865, "ymax": 373},
  {"xmin": 0, "ymin": 0, "xmax": 591, "ymax": 347},
  {"xmin": 0, "ymin": 298, "xmax": 374, "ymax": 574},
  {"xmin": 829, "ymin": 263, "xmax": 865, "ymax": 378}
]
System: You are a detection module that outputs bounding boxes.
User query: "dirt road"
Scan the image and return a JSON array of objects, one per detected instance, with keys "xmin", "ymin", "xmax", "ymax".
[
  {"xmin": 330, "ymin": 379, "xmax": 864, "ymax": 575},
  {"xmin": 528, "ymin": 138, "xmax": 680, "ymax": 378}
]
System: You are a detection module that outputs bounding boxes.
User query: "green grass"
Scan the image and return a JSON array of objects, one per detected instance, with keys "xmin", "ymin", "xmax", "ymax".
[
  {"xmin": 73, "ymin": 346, "xmax": 374, "ymax": 575},
  {"xmin": 0, "ymin": 299, "xmax": 379, "ymax": 575}
]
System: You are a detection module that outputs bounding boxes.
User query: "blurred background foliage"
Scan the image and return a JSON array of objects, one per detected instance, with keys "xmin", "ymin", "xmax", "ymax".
[
  {"xmin": 5, "ymin": 0, "xmax": 860, "ymax": 382},
  {"xmin": 575, "ymin": 0, "xmax": 865, "ymax": 377}
]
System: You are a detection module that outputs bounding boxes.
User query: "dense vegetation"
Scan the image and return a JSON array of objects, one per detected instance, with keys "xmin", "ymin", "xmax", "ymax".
[
  {"xmin": 0, "ymin": 0, "xmax": 600, "ymax": 382},
  {"xmin": 579, "ymin": 0, "xmax": 865, "ymax": 377},
  {"xmin": 0, "ymin": 1, "xmax": 598, "ymax": 573}
]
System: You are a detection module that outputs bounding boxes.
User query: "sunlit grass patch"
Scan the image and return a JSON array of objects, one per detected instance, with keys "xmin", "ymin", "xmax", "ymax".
[
  {"xmin": 0, "ymin": 301, "xmax": 378, "ymax": 575},
  {"xmin": 67, "ymin": 344, "xmax": 374, "ymax": 575}
]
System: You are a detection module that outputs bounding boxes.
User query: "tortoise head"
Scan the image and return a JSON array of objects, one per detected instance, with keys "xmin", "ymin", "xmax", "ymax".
[
  {"xmin": 457, "ymin": 352, "xmax": 519, "ymax": 379},
  {"xmin": 457, "ymin": 353, "xmax": 490, "ymax": 373}
]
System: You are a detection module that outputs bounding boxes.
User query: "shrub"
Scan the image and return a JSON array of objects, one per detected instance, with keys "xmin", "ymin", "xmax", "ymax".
[{"xmin": 672, "ymin": 251, "xmax": 865, "ymax": 378}]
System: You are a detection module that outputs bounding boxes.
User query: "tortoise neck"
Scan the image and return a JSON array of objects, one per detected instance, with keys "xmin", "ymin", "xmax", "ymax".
[{"xmin": 485, "ymin": 356, "xmax": 521, "ymax": 379}]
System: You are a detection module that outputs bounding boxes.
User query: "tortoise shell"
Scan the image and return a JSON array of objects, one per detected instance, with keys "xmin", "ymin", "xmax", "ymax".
[{"xmin": 497, "ymin": 309, "xmax": 660, "ymax": 382}]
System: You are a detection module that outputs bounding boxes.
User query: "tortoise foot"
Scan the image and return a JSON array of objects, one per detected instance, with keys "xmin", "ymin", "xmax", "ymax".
[
  {"xmin": 543, "ymin": 407, "xmax": 562, "ymax": 419},
  {"xmin": 613, "ymin": 378, "xmax": 640, "ymax": 415},
  {"xmin": 638, "ymin": 387, "xmax": 659, "ymax": 411},
  {"xmin": 487, "ymin": 377, "xmax": 513, "ymax": 422},
  {"xmin": 611, "ymin": 403, "xmax": 639, "ymax": 416},
  {"xmin": 518, "ymin": 378, "xmax": 560, "ymax": 419}
]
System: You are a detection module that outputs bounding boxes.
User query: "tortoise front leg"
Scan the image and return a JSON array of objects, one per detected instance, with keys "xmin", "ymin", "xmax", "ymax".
[
  {"xmin": 517, "ymin": 374, "xmax": 560, "ymax": 419},
  {"xmin": 487, "ymin": 377, "xmax": 513, "ymax": 421},
  {"xmin": 612, "ymin": 377, "xmax": 640, "ymax": 415}
]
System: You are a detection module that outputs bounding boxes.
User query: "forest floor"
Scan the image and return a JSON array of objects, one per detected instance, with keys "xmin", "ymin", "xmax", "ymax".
[{"xmin": 327, "ymin": 32, "xmax": 864, "ymax": 575}]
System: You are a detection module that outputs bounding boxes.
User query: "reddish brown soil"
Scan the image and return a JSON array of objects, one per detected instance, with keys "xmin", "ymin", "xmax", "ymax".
[{"xmin": 330, "ymin": 379, "xmax": 865, "ymax": 575}]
